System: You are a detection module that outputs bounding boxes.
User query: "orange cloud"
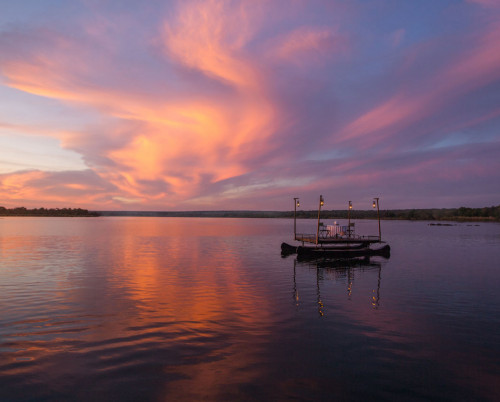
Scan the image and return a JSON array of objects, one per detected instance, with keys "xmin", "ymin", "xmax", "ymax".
[
  {"xmin": 0, "ymin": 1, "xmax": 282, "ymax": 209},
  {"xmin": 0, "ymin": 170, "xmax": 117, "ymax": 209},
  {"xmin": 164, "ymin": 0, "xmax": 261, "ymax": 88}
]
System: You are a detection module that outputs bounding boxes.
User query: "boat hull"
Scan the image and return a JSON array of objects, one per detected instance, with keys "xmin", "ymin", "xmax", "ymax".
[
  {"xmin": 296, "ymin": 244, "xmax": 390, "ymax": 259},
  {"xmin": 281, "ymin": 242, "xmax": 298, "ymax": 255}
]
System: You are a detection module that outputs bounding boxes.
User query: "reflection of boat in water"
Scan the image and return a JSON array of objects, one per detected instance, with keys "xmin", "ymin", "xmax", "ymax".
[
  {"xmin": 292, "ymin": 255, "xmax": 383, "ymax": 316},
  {"xmin": 283, "ymin": 195, "xmax": 391, "ymax": 260},
  {"xmin": 298, "ymin": 255, "xmax": 382, "ymax": 270}
]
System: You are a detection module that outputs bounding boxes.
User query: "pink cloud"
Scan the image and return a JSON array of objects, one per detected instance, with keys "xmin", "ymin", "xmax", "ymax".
[
  {"xmin": 269, "ymin": 26, "xmax": 348, "ymax": 66},
  {"xmin": 333, "ymin": 21, "xmax": 500, "ymax": 150},
  {"xmin": 163, "ymin": 0, "xmax": 262, "ymax": 87},
  {"xmin": 0, "ymin": 1, "xmax": 295, "ymax": 209},
  {"xmin": 0, "ymin": 169, "xmax": 117, "ymax": 209}
]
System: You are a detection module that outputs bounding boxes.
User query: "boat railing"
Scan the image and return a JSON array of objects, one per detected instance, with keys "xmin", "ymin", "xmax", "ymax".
[
  {"xmin": 295, "ymin": 233, "xmax": 381, "ymax": 244},
  {"xmin": 355, "ymin": 235, "xmax": 381, "ymax": 241},
  {"xmin": 295, "ymin": 233, "xmax": 316, "ymax": 242}
]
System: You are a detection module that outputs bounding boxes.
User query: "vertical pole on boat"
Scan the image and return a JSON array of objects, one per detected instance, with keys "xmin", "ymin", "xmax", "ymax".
[
  {"xmin": 373, "ymin": 197, "xmax": 381, "ymax": 241},
  {"xmin": 316, "ymin": 195, "xmax": 324, "ymax": 244},
  {"xmin": 348, "ymin": 200, "xmax": 352, "ymax": 238},
  {"xmin": 293, "ymin": 197, "xmax": 300, "ymax": 240}
]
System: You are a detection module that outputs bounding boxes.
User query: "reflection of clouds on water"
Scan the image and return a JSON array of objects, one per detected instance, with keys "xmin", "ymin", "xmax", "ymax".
[{"xmin": 0, "ymin": 217, "xmax": 279, "ymax": 400}]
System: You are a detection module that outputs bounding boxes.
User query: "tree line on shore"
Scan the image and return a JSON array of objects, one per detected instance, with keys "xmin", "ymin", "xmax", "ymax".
[
  {"xmin": 291, "ymin": 205, "xmax": 500, "ymax": 221},
  {"xmin": 99, "ymin": 205, "xmax": 500, "ymax": 221},
  {"xmin": 297, "ymin": 205, "xmax": 500, "ymax": 221},
  {"xmin": 0, "ymin": 207, "xmax": 100, "ymax": 217},
  {"xmin": 1, "ymin": 205, "xmax": 499, "ymax": 220}
]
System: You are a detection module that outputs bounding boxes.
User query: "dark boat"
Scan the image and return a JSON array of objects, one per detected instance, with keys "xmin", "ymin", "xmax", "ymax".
[
  {"xmin": 296, "ymin": 244, "xmax": 390, "ymax": 260},
  {"xmin": 281, "ymin": 242, "xmax": 298, "ymax": 256},
  {"xmin": 281, "ymin": 241, "xmax": 368, "ymax": 256},
  {"xmin": 284, "ymin": 195, "xmax": 391, "ymax": 261}
]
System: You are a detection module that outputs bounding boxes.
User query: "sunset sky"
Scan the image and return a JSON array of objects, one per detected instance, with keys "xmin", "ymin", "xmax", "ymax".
[{"xmin": 1, "ymin": 0, "xmax": 499, "ymax": 211}]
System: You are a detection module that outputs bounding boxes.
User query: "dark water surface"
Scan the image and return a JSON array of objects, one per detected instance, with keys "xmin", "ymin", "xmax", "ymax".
[{"xmin": 1, "ymin": 217, "xmax": 499, "ymax": 401}]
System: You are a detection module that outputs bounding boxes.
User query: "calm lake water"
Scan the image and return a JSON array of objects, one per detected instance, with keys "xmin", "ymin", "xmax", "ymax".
[{"xmin": 1, "ymin": 217, "xmax": 499, "ymax": 401}]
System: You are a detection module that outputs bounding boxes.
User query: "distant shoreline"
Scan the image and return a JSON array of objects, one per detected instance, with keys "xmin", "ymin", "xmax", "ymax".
[
  {"xmin": 1, "ymin": 206, "xmax": 499, "ymax": 221},
  {"xmin": 95, "ymin": 206, "xmax": 500, "ymax": 221},
  {"xmin": 96, "ymin": 211, "xmax": 499, "ymax": 222},
  {"xmin": 0, "ymin": 207, "xmax": 98, "ymax": 217}
]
